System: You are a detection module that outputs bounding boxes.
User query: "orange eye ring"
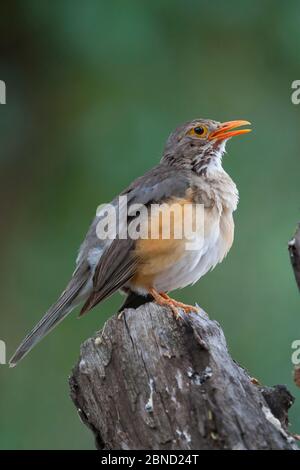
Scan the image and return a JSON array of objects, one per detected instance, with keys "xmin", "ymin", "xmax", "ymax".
[{"xmin": 188, "ymin": 125, "xmax": 208, "ymax": 138}]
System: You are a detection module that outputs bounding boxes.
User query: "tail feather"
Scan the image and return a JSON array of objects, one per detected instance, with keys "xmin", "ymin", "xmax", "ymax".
[{"xmin": 9, "ymin": 275, "xmax": 88, "ymax": 367}]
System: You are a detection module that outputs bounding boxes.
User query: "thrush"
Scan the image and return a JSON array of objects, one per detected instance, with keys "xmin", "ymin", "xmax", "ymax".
[{"xmin": 9, "ymin": 118, "xmax": 251, "ymax": 367}]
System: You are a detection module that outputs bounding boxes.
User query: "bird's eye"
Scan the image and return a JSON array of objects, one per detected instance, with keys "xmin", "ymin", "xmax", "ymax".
[{"xmin": 188, "ymin": 125, "xmax": 208, "ymax": 138}]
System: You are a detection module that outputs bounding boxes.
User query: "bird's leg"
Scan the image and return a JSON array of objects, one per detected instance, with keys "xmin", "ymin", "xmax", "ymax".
[
  {"xmin": 149, "ymin": 288, "xmax": 181, "ymax": 319},
  {"xmin": 160, "ymin": 292, "xmax": 199, "ymax": 313},
  {"xmin": 149, "ymin": 288, "xmax": 199, "ymax": 319}
]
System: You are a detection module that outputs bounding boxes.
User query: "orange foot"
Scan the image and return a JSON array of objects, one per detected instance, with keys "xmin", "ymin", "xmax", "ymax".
[{"xmin": 149, "ymin": 288, "xmax": 199, "ymax": 319}]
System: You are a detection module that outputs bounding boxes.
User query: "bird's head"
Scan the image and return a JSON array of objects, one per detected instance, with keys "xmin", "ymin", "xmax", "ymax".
[{"xmin": 162, "ymin": 118, "xmax": 251, "ymax": 175}]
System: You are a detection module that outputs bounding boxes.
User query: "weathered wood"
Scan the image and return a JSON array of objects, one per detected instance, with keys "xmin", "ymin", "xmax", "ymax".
[
  {"xmin": 289, "ymin": 224, "xmax": 300, "ymax": 395},
  {"xmin": 69, "ymin": 302, "xmax": 297, "ymax": 450},
  {"xmin": 289, "ymin": 223, "xmax": 300, "ymax": 291}
]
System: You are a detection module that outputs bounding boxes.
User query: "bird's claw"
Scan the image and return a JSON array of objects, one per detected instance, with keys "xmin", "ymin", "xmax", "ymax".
[{"xmin": 149, "ymin": 289, "xmax": 200, "ymax": 321}]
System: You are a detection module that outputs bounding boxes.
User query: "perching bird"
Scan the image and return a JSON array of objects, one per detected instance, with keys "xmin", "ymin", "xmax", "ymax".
[{"xmin": 9, "ymin": 118, "xmax": 251, "ymax": 367}]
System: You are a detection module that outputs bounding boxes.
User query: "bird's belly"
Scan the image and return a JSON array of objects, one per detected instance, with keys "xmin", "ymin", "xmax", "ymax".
[
  {"xmin": 154, "ymin": 223, "xmax": 225, "ymax": 292},
  {"xmin": 129, "ymin": 207, "xmax": 234, "ymax": 294}
]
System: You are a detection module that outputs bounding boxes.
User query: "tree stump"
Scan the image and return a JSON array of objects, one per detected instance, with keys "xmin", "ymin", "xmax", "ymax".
[{"xmin": 69, "ymin": 302, "xmax": 298, "ymax": 450}]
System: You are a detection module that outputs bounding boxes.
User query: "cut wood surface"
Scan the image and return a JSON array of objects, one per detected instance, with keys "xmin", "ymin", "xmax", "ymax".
[{"xmin": 70, "ymin": 302, "xmax": 297, "ymax": 450}]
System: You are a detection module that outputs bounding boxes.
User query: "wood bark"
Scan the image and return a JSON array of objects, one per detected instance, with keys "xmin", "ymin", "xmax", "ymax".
[
  {"xmin": 289, "ymin": 223, "xmax": 300, "ymax": 292},
  {"xmin": 69, "ymin": 302, "xmax": 297, "ymax": 450},
  {"xmin": 289, "ymin": 223, "xmax": 300, "ymax": 392}
]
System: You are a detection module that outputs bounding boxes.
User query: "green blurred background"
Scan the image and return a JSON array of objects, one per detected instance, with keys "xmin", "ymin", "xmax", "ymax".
[{"xmin": 0, "ymin": 0, "xmax": 299, "ymax": 449}]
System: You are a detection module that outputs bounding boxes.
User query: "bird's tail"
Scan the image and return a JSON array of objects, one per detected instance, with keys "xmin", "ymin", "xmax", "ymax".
[{"xmin": 9, "ymin": 273, "xmax": 88, "ymax": 367}]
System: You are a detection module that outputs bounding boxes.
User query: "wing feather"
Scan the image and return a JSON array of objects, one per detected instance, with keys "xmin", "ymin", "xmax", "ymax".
[{"xmin": 80, "ymin": 164, "xmax": 191, "ymax": 314}]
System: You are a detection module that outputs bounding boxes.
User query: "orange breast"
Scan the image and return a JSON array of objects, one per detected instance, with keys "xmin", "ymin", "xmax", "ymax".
[{"xmin": 131, "ymin": 197, "xmax": 194, "ymax": 290}]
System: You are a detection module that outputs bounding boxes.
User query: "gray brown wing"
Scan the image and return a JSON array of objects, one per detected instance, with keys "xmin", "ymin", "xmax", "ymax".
[
  {"xmin": 79, "ymin": 163, "xmax": 191, "ymax": 314},
  {"xmin": 76, "ymin": 163, "xmax": 191, "ymax": 265},
  {"xmin": 80, "ymin": 238, "xmax": 139, "ymax": 314}
]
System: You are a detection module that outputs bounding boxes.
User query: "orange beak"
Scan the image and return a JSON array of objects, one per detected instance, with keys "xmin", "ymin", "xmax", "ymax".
[{"xmin": 209, "ymin": 120, "xmax": 252, "ymax": 141}]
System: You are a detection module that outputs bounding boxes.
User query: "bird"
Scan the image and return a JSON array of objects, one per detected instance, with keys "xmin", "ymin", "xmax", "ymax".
[{"xmin": 9, "ymin": 118, "xmax": 251, "ymax": 367}]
